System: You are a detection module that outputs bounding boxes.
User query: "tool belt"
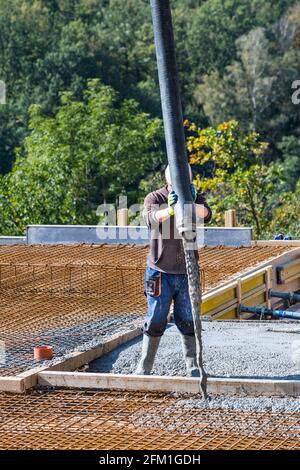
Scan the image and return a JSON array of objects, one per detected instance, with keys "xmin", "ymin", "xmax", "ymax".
[{"xmin": 144, "ymin": 267, "xmax": 162, "ymax": 297}]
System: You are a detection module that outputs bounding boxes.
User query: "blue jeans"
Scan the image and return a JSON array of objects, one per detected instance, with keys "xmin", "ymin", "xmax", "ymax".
[{"xmin": 143, "ymin": 266, "xmax": 194, "ymax": 337}]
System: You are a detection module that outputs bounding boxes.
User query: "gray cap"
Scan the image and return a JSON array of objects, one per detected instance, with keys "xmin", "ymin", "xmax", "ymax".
[{"xmin": 165, "ymin": 164, "xmax": 192, "ymax": 185}]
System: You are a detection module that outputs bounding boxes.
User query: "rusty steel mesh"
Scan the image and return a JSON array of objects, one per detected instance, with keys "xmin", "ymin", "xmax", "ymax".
[
  {"xmin": 0, "ymin": 243, "xmax": 294, "ymax": 377},
  {"xmin": 0, "ymin": 388, "xmax": 299, "ymax": 450}
]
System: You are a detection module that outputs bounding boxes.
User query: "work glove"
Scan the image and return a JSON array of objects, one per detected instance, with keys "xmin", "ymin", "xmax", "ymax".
[
  {"xmin": 168, "ymin": 191, "xmax": 178, "ymax": 216},
  {"xmin": 190, "ymin": 183, "xmax": 198, "ymax": 202}
]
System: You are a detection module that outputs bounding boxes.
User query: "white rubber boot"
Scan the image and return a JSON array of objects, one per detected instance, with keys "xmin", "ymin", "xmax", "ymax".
[
  {"xmin": 135, "ymin": 334, "xmax": 161, "ymax": 375},
  {"xmin": 181, "ymin": 334, "xmax": 200, "ymax": 377}
]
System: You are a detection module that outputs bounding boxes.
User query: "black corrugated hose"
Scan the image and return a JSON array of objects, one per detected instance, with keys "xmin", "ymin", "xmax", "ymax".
[{"xmin": 149, "ymin": 0, "xmax": 207, "ymax": 398}]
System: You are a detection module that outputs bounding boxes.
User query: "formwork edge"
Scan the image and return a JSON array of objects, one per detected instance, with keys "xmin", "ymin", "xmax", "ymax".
[
  {"xmin": 36, "ymin": 372, "xmax": 300, "ymax": 397},
  {"xmin": 0, "ymin": 376, "xmax": 25, "ymax": 393}
]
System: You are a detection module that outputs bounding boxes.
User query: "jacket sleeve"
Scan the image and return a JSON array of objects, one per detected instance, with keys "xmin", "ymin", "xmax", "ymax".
[
  {"xmin": 143, "ymin": 192, "xmax": 160, "ymax": 228},
  {"xmin": 195, "ymin": 193, "xmax": 212, "ymax": 223}
]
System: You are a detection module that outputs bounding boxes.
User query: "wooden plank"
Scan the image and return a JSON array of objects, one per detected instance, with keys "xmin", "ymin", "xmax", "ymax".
[
  {"xmin": 277, "ymin": 259, "xmax": 300, "ymax": 284},
  {"xmin": 0, "ymin": 377, "xmax": 24, "ymax": 393},
  {"xmin": 202, "ymin": 282, "xmax": 237, "ymax": 314},
  {"xmin": 240, "ymin": 265, "xmax": 268, "ymax": 281},
  {"xmin": 236, "ymin": 279, "xmax": 242, "ymax": 319},
  {"xmin": 203, "ymin": 281, "xmax": 237, "ymax": 301},
  {"xmin": 206, "ymin": 300, "xmax": 237, "ymax": 319},
  {"xmin": 241, "ymin": 285, "xmax": 266, "ymax": 302},
  {"xmin": 202, "ymin": 269, "xmax": 268, "ymax": 319},
  {"xmin": 18, "ymin": 365, "xmax": 49, "ymax": 389},
  {"xmin": 213, "ymin": 307, "xmax": 237, "ymax": 320},
  {"xmin": 204, "ymin": 270, "xmax": 269, "ymax": 319},
  {"xmin": 202, "ymin": 295, "xmax": 238, "ymax": 318},
  {"xmin": 38, "ymin": 371, "xmax": 201, "ymax": 394},
  {"xmin": 282, "ymin": 273, "xmax": 300, "ymax": 284},
  {"xmin": 208, "ymin": 377, "xmax": 300, "ymax": 397},
  {"xmin": 242, "ymin": 291, "xmax": 266, "ymax": 308},
  {"xmin": 239, "ymin": 312, "xmax": 255, "ymax": 320},
  {"xmin": 252, "ymin": 240, "xmax": 300, "ymax": 247},
  {"xmin": 225, "ymin": 209, "xmax": 236, "ymax": 228},
  {"xmin": 242, "ymin": 273, "xmax": 265, "ymax": 294},
  {"xmin": 37, "ymin": 371, "xmax": 300, "ymax": 397},
  {"xmin": 117, "ymin": 209, "xmax": 129, "ymax": 226},
  {"xmin": 207, "ymin": 248, "xmax": 300, "ymax": 298},
  {"xmin": 266, "ymin": 266, "xmax": 272, "ymax": 309}
]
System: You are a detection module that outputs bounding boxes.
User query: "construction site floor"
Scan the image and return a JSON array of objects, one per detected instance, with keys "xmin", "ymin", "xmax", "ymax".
[
  {"xmin": 1, "ymin": 243, "xmax": 300, "ymax": 450},
  {"xmin": 89, "ymin": 321, "xmax": 300, "ymax": 384},
  {"xmin": 0, "ymin": 388, "xmax": 300, "ymax": 450},
  {"xmin": 0, "ymin": 243, "xmax": 295, "ymax": 377}
]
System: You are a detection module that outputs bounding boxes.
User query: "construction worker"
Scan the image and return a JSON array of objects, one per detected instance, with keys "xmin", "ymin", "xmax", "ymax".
[{"xmin": 135, "ymin": 164, "xmax": 212, "ymax": 376}]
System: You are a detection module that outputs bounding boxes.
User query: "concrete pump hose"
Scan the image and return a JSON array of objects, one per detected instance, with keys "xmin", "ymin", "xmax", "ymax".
[{"xmin": 149, "ymin": 0, "xmax": 207, "ymax": 398}]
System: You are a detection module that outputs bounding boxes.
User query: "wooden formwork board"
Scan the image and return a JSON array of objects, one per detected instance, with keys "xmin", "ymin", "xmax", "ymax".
[
  {"xmin": 277, "ymin": 258, "xmax": 300, "ymax": 284},
  {"xmin": 202, "ymin": 246, "xmax": 300, "ymax": 319},
  {"xmin": 202, "ymin": 268, "xmax": 269, "ymax": 320},
  {"xmin": 0, "ymin": 377, "xmax": 25, "ymax": 393},
  {"xmin": 202, "ymin": 282, "xmax": 237, "ymax": 314},
  {"xmin": 252, "ymin": 240, "xmax": 300, "ymax": 247},
  {"xmin": 37, "ymin": 371, "xmax": 300, "ymax": 398},
  {"xmin": 248, "ymin": 246, "xmax": 300, "ymax": 292}
]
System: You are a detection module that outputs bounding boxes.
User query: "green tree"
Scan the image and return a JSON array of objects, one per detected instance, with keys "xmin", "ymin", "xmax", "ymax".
[
  {"xmin": 0, "ymin": 0, "xmax": 299, "ymax": 231},
  {"xmin": 268, "ymin": 181, "xmax": 300, "ymax": 238},
  {"xmin": 193, "ymin": 4, "xmax": 300, "ymax": 147},
  {"xmin": 195, "ymin": 28, "xmax": 277, "ymax": 132},
  {"xmin": 0, "ymin": 0, "xmax": 160, "ymax": 172},
  {"xmin": 0, "ymin": 0, "xmax": 298, "ymax": 175},
  {"xmin": 187, "ymin": 0, "xmax": 295, "ymax": 79},
  {"xmin": 278, "ymin": 135, "xmax": 300, "ymax": 190},
  {"xmin": 186, "ymin": 120, "xmax": 286, "ymax": 238},
  {"xmin": 0, "ymin": 80, "xmax": 163, "ymax": 235}
]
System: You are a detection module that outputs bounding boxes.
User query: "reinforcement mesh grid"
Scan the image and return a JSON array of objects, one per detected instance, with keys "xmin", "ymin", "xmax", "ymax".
[
  {"xmin": 0, "ymin": 243, "xmax": 294, "ymax": 377},
  {"xmin": 0, "ymin": 388, "xmax": 299, "ymax": 450}
]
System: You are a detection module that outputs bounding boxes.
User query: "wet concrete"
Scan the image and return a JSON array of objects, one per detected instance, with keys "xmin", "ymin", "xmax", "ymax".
[
  {"xmin": 89, "ymin": 320, "xmax": 300, "ymax": 380},
  {"xmin": 88, "ymin": 320, "xmax": 300, "ymax": 412},
  {"xmin": 174, "ymin": 395, "xmax": 300, "ymax": 412}
]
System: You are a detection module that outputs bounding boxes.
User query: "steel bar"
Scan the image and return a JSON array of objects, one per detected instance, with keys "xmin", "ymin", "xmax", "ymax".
[
  {"xmin": 0, "ymin": 388, "xmax": 300, "ymax": 450},
  {"xmin": 0, "ymin": 243, "xmax": 296, "ymax": 377}
]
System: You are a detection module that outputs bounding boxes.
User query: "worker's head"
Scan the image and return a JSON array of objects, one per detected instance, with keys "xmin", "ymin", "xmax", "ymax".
[{"xmin": 165, "ymin": 164, "xmax": 193, "ymax": 190}]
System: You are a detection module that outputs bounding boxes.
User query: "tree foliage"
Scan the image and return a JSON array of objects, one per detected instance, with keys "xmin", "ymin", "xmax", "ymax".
[
  {"xmin": 1, "ymin": 0, "xmax": 299, "ymax": 171},
  {"xmin": 0, "ymin": 80, "xmax": 163, "ymax": 234},
  {"xmin": 186, "ymin": 120, "xmax": 298, "ymax": 238},
  {"xmin": 0, "ymin": 0, "xmax": 299, "ymax": 238}
]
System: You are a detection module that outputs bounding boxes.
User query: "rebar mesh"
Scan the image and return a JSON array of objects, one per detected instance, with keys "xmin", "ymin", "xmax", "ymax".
[
  {"xmin": 0, "ymin": 388, "xmax": 299, "ymax": 450},
  {"xmin": 0, "ymin": 243, "xmax": 294, "ymax": 377},
  {"xmin": 0, "ymin": 243, "xmax": 292, "ymax": 295}
]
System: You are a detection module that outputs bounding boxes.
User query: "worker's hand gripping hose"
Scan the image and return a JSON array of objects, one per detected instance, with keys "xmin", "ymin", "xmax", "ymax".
[
  {"xmin": 150, "ymin": 0, "xmax": 207, "ymax": 398},
  {"xmin": 168, "ymin": 191, "xmax": 178, "ymax": 216}
]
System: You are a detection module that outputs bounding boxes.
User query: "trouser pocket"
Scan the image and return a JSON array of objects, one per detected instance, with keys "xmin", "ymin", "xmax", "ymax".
[{"xmin": 144, "ymin": 267, "xmax": 162, "ymax": 297}]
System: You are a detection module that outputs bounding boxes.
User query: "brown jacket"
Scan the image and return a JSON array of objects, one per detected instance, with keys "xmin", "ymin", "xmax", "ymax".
[{"xmin": 143, "ymin": 186, "xmax": 212, "ymax": 274}]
